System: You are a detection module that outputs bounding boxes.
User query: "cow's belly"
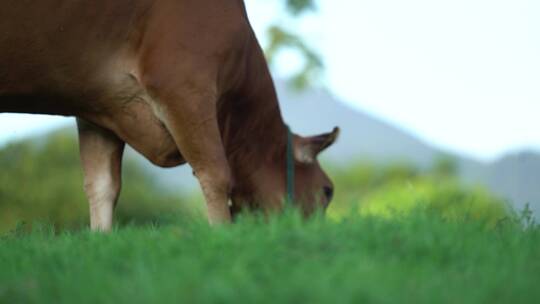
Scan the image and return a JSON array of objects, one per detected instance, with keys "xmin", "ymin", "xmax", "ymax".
[
  {"xmin": 75, "ymin": 71, "xmax": 185, "ymax": 168},
  {"xmin": 0, "ymin": 57, "xmax": 185, "ymax": 168}
]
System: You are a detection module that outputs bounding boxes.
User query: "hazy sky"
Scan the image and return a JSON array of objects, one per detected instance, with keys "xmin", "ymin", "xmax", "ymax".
[
  {"xmin": 1, "ymin": 0, "xmax": 539, "ymax": 161},
  {"xmin": 249, "ymin": 0, "xmax": 540, "ymax": 160}
]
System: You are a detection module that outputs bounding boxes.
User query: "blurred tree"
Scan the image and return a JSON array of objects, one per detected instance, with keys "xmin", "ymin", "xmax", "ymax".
[
  {"xmin": 0, "ymin": 130, "xmax": 194, "ymax": 233},
  {"xmin": 264, "ymin": 0, "xmax": 323, "ymax": 89},
  {"xmin": 431, "ymin": 155, "xmax": 458, "ymax": 179},
  {"xmin": 327, "ymin": 160, "xmax": 510, "ymax": 227}
]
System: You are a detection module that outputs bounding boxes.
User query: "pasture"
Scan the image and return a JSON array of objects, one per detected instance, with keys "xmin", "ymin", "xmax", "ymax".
[
  {"xmin": 1, "ymin": 133, "xmax": 539, "ymax": 303},
  {"xmin": 1, "ymin": 211, "xmax": 539, "ymax": 303}
]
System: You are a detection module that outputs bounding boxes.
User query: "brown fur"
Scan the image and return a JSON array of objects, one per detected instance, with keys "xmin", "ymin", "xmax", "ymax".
[{"xmin": 0, "ymin": 0, "xmax": 338, "ymax": 230}]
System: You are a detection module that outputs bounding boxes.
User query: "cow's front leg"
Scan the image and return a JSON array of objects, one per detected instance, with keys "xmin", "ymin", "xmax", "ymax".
[
  {"xmin": 77, "ymin": 118, "xmax": 125, "ymax": 231},
  {"xmin": 150, "ymin": 87, "xmax": 232, "ymax": 225}
]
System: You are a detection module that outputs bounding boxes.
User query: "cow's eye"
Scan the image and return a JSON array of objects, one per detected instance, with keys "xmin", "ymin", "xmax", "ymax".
[{"xmin": 323, "ymin": 186, "xmax": 334, "ymax": 202}]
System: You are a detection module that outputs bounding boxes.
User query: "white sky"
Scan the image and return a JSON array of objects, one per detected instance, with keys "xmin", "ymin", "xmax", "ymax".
[
  {"xmin": 249, "ymin": 0, "xmax": 540, "ymax": 160},
  {"xmin": 1, "ymin": 0, "xmax": 539, "ymax": 161}
]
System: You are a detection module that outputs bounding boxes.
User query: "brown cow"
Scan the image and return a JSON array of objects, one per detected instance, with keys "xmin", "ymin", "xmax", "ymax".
[{"xmin": 0, "ymin": 0, "xmax": 339, "ymax": 231}]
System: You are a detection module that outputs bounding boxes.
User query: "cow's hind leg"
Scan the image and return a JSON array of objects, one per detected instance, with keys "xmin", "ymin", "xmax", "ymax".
[{"xmin": 77, "ymin": 118, "xmax": 125, "ymax": 231}]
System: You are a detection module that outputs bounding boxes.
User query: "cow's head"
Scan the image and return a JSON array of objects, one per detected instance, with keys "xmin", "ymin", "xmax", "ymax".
[{"xmin": 230, "ymin": 127, "xmax": 340, "ymax": 218}]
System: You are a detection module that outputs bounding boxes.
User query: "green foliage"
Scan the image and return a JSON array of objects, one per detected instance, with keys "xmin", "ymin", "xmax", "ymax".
[
  {"xmin": 264, "ymin": 0, "xmax": 323, "ymax": 89},
  {"xmin": 327, "ymin": 161, "xmax": 511, "ymax": 228},
  {"xmin": 1, "ymin": 212, "xmax": 539, "ymax": 303},
  {"xmin": 357, "ymin": 181, "xmax": 509, "ymax": 227},
  {"xmin": 284, "ymin": 0, "xmax": 316, "ymax": 16},
  {"xmin": 0, "ymin": 133, "xmax": 87, "ymax": 231},
  {"xmin": 431, "ymin": 155, "xmax": 459, "ymax": 178},
  {"xmin": 266, "ymin": 26, "xmax": 323, "ymax": 89},
  {"xmin": 0, "ymin": 131, "xmax": 193, "ymax": 233}
]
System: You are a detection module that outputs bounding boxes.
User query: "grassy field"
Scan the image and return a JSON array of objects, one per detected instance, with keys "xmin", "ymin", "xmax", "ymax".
[
  {"xmin": 1, "ymin": 210, "xmax": 539, "ymax": 304},
  {"xmin": 2, "ymin": 134, "xmax": 539, "ymax": 303}
]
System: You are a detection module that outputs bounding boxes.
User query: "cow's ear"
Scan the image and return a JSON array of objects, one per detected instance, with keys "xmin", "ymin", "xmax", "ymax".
[{"xmin": 294, "ymin": 127, "xmax": 340, "ymax": 164}]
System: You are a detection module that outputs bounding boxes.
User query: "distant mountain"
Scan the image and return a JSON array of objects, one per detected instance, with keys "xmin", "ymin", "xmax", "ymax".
[
  {"xmin": 275, "ymin": 81, "xmax": 444, "ymax": 165},
  {"xmin": 483, "ymin": 152, "xmax": 540, "ymax": 213}
]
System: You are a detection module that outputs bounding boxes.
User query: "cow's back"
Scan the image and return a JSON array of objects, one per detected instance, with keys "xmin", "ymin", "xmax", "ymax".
[
  {"xmin": 0, "ymin": 0, "xmax": 250, "ymax": 114},
  {"xmin": 0, "ymin": 0, "xmax": 258, "ymax": 168},
  {"xmin": 0, "ymin": 0, "xmax": 151, "ymax": 114}
]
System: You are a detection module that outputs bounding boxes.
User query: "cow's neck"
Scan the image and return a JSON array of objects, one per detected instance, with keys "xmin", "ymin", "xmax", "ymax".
[{"xmin": 218, "ymin": 34, "xmax": 287, "ymax": 182}]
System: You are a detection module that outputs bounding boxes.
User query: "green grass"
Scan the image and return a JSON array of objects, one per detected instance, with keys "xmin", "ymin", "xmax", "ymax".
[
  {"xmin": 2, "ymin": 129, "xmax": 537, "ymax": 303},
  {"xmin": 1, "ymin": 211, "xmax": 539, "ymax": 304}
]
